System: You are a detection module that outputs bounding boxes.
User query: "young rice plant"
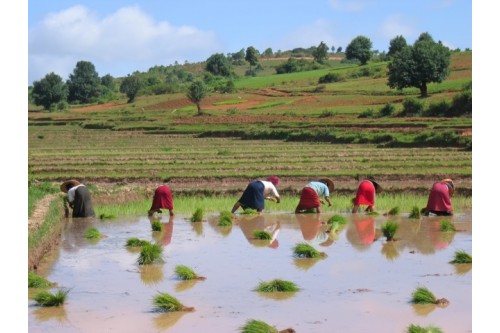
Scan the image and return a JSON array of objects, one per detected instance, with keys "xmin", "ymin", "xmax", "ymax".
[
  {"xmin": 153, "ymin": 292, "xmax": 194, "ymax": 312},
  {"xmin": 137, "ymin": 242, "xmax": 163, "ymax": 265},
  {"xmin": 174, "ymin": 265, "xmax": 206, "ymax": 280},
  {"xmin": 254, "ymin": 279, "xmax": 300, "ymax": 292},
  {"xmin": 293, "ymin": 242, "xmax": 326, "ymax": 258},
  {"xmin": 28, "ymin": 272, "xmax": 53, "ymax": 288},
  {"xmin": 381, "ymin": 221, "xmax": 399, "ymax": 241},
  {"xmin": 33, "ymin": 289, "xmax": 69, "ymax": 307},
  {"xmin": 450, "ymin": 250, "xmax": 472, "ymax": 264}
]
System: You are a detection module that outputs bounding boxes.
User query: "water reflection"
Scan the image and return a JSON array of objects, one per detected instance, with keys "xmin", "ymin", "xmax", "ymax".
[
  {"xmin": 149, "ymin": 215, "xmax": 174, "ymax": 246},
  {"xmin": 32, "ymin": 306, "xmax": 68, "ymax": 322},
  {"xmin": 256, "ymin": 291, "xmax": 297, "ymax": 301},
  {"xmin": 346, "ymin": 216, "xmax": 379, "ymax": 251},
  {"xmin": 207, "ymin": 214, "xmax": 233, "ymax": 237},
  {"xmin": 139, "ymin": 263, "xmax": 164, "ymax": 285},
  {"xmin": 60, "ymin": 217, "xmax": 96, "ymax": 252},
  {"xmin": 153, "ymin": 311, "xmax": 187, "ymax": 331},
  {"xmin": 238, "ymin": 215, "xmax": 280, "ymax": 249},
  {"xmin": 174, "ymin": 279, "xmax": 198, "ymax": 292}
]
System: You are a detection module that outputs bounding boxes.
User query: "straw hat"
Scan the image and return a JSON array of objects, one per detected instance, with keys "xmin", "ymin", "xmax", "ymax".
[
  {"xmin": 368, "ymin": 177, "xmax": 382, "ymax": 193},
  {"xmin": 441, "ymin": 178, "xmax": 454, "ymax": 189},
  {"xmin": 319, "ymin": 178, "xmax": 335, "ymax": 193},
  {"xmin": 60, "ymin": 180, "xmax": 80, "ymax": 193}
]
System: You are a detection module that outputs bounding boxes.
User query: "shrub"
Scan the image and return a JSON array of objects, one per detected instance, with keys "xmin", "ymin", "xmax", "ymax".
[
  {"xmin": 358, "ymin": 108, "xmax": 375, "ymax": 118},
  {"xmin": 378, "ymin": 103, "xmax": 396, "ymax": 117},
  {"xmin": 254, "ymin": 279, "xmax": 300, "ymax": 292},
  {"xmin": 399, "ymin": 98, "xmax": 425, "ymax": 117},
  {"xmin": 318, "ymin": 72, "xmax": 344, "ymax": 83},
  {"xmin": 424, "ymin": 100, "xmax": 451, "ymax": 117}
]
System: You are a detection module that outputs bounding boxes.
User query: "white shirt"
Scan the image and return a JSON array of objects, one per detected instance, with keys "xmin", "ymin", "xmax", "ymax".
[
  {"xmin": 67, "ymin": 184, "xmax": 85, "ymax": 203},
  {"xmin": 260, "ymin": 180, "xmax": 280, "ymax": 199}
]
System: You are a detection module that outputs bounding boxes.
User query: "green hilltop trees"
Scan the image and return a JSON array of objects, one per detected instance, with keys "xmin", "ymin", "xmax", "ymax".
[
  {"xmin": 345, "ymin": 35, "xmax": 373, "ymax": 65},
  {"xmin": 67, "ymin": 60, "xmax": 101, "ymax": 104},
  {"xmin": 387, "ymin": 32, "xmax": 451, "ymax": 97},
  {"xmin": 31, "ymin": 72, "xmax": 68, "ymax": 110}
]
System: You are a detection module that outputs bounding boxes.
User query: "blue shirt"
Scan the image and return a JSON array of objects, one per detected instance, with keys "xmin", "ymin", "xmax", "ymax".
[{"xmin": 305, "ymin": 181, "xmax": 329, "ymax": 197}]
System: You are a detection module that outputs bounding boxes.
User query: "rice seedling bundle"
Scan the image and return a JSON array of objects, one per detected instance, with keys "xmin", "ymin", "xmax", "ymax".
[
  {"xmin": 33, "ymin": 289, "xmax": 69, "ymax": 306},
  {"xmin": 293, "ymin": 243, "xmax": 325, "ymax": 258},
  {"xmin": 175, "ymin": 265, "xmax": 205, "ymax": 280},
  {"xmin": 137, "ymin": 242, "xmax": 163, "ymax": 265},
  {"xmin": 450, "ymin": 250, "xmax": 472, "ymax": 264},
  {"xmin": 125, "ymin": 237, "xmax": 149, "ymax": 247},
  {"xmin": 190, "ymin": 208, "xmax": 204, "ymax": 222},
  {"xmin": 254, "ymin": 279, "xmax": 300, "ymax": 292},
  {"xmin": 406, "ymin": 324, "xmax": 444, "ymax": 333},
  {"xmin": 151, "ymin": 220, "xmax": 162, "ymax": 231},
  {"xmin": 28, "ymin": 272, "xmax": 53, "ymax": 288},
  {"xmin": 218, "ymin": 210, "xmax": 233, "ymax": 226},
  {"xmin": 440, "ymin": 219, "xmax": 456, "ymax": 232},
  {"xmin": 253, "ymin": 230, "xmax": 272, "ymax": 240},
  {"xmin": 381, "ymin": 221, "xmax": 399, "ymax": 241},
  {"xmin": 409, "ymin": 206, "xmax": 421, "ymax": 219},
  {"xmin": 84, "ymin": 227, "xmax": 102, "ymax": 239}
]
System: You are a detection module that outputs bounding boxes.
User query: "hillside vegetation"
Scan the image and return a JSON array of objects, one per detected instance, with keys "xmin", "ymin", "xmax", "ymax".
[{"xmin": 28, "ymin": 51, "xmax": 472, "ymax": 195}]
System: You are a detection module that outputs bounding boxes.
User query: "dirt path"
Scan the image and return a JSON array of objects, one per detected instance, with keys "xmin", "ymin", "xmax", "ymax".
[{"xmin": 28, "ymin": 194, "xmax": 59, "ymax": 233}]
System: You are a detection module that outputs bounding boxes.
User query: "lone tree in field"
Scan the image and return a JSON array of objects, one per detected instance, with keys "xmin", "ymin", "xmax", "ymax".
[
  {"xmin": 187, "ymin": 80, "xmax": 210, "ymax": 115},
  {"xmin": 345, "ymin": 35, "xmax": 373, "ymax": 65},
  {"xmin": 245, "ymin": 46, "xmax": 260, "ymax": 72},
  {"xmin": 31, "ymin": 72, "xmax": 68, "ymax": 110},
  {"xmin": 66, "ymin": 60, "xmax": 101, "ymax": 104},
  {"xmin": 120, "ymin": 74, "xmax": 143, "ymax": 103},
  {"xmin": 387, "ymin": 32, "xmax": 451, "ymax": 97},
  {"xmin": 312, "ymin": 41, "xmax": 329, "ymax": 64}
]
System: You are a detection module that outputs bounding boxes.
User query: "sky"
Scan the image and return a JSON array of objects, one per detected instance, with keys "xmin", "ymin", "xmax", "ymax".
[{"xmin": 27, "ymin": 0, "xmax": 473, "ymax": 86}]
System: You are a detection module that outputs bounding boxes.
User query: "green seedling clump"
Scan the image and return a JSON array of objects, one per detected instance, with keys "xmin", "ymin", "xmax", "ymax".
[
  {"xmin": 33, "ymin": 289, "xmax": 69, "ymax": 307},
  {"xmin": 254, "ymin": 279, "xmax": 300, "ymax": 292},
  {"xmin": 387, "ymin": 206, "xmax": 400, "ymax": 216},
  {"xmin": 153, "ymin": 292, "xmax": 194, "ymax": 312},
  {"xmin": 440, "ymin": 219, "xmax": 456, "ymax": 232},
  {"xmin": 327, "ymin": 214, "xmax": 347, "ymax": 225},
  {"xmin": 84, "ymin": 227, "xmax": 102, "ymax": 239},
  {"xmin": 410, "ymin": 286, "xmax": 448, "ymax": 305},
  {"xmin": 190, "ymin": 208, "xmax": 204, "ymax": 222},
  {"xmin": 151, "ymin": 220, "xmax": 163, "ymax": 231},
  {"xmin": 450, "ymin": 250, "xmax": 472, "ymax": 264},
  {"xmin": 175, "ymin": 265, "xmax": 206, "ymax": 280},
  {"xmin": 242, "ymin": 208, "xmax": 258, "ymax": 215},
  {"xmin": 293, "ymin": 242, "xmax": 326, "ymax": 258},
  {"xmin": 99, "ymin": 213, "xmax": 116, "ymax": 219},
  {"xmin": 409, "ymin": 206, "xmax": 421, "ymax": 219},
  {"xmin": 28, "ymin": 272, "xmax": 53, "ymax": 288},
  {"xmin": 406, "ymin": 324, "xmax": 444, "ymax": 333},
  {"xmin": 137, "ymin": 242, "xmax": 163, "ymax": 265},
  {"xmin": 125, "ymin": 237, "xmax": 150, "ymax": 247},
  {"xmin": 381, "ymin": 221, "xmax": 399, "ymax": 241},
  {"xmin": 253, "ymin": 230, "xmax": 272, "ymax": 240},
  {"xmin": 218, "ymin": 210, "xmax": 233, "ymax": 226},
  {"xmin": 367, "ymin": 211, "xmax": 379, "ymax": 216},
  {"xmin": 240, "ymin": 319, "xmax": 279, "ymax": 333}
]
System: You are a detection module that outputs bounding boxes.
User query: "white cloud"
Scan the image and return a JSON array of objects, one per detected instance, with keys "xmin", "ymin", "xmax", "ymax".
[{"xmin": 28, "ymin": 5, "xmax": 221, "ymax": 85}]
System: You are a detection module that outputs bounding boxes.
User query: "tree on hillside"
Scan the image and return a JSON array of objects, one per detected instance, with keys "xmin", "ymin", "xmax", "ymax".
[
  {"xmin": 387, "ymin": 35, "xmax": 407, "ymax": 58},
  {"xmin": 120, "ymin": 74, "xmax": 143, "ymax": 103},
  {"xmin": 345, "ymin": 36, "xmax": 373, "ymax": 65},
  {"xmin": 336, "ymin": 46, "xmax": 342, "ymax": 53},
  {"xmin": 205, "ymin": 53, "xmax": 233, "ymax": 77},
  {"xmin": 312, "ymin": 41, "xmax": 329, "ymax": 64},
  {"xmin": 387, "ymin": 32, "xmax": 451, "ymax": 97},
  {"xmin": 31, "ymin": 72, "xmax": 68, "ymax": 110},
  {"xmin": 187, "ymin": 80, "xmax": 210, "ymax": 115},
  {"xmin": 262, "ymin": 47, "xmax": 273, "ymax": 58},
  {"xmin": 245, "ymin": 46, "xmax": 260, "ymax": 72},
  {"xmin": 66, "ymin": 60, "xmax": 101, "ymax": 104}
]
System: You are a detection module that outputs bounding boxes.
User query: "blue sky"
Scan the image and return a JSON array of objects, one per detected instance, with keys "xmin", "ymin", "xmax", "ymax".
[{"xmin": 28, "ymin": 0, "xmax": 472, "ymax": 86}]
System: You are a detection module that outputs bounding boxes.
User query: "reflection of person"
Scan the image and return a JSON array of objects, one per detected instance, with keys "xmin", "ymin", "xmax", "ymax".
[
  {"xmin": 149, "ymin": 215, "xmax": 174, "ymax": 246},
  {"xmin": 424, "ymin": 179, "xmax": 454, "ymax": 216},
  {"xmin": 148, "ymin": 179, "xmax": 174, "ymax": 216},
  {"xmin": 231, "ymin": 176, "xmax": 280, "ymax": 213},
  {"xmin": 295, "ymin": 178, "xmax": 334, "ymax": 214},
  {"xmin": 346, "ymin": 216, "xmax": 378, "ymax": 251},
  {"xmin": 238, "ymin": 215, "xmax": 280, "ymax": 248},
  {"xmin": 352, "ymin": 178, "xmax": 382, "ymax": 213},
  {"xmin": 60, "ymin": 180, "xmax": 95, "ymax": 218},
  {"xmin": 295, "ymin": 213, "xmax": 322, "ymax": 241}
]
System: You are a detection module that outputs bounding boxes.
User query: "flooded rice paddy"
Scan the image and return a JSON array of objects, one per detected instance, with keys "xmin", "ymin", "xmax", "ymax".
[{"xmin": 29, "ymin": 211, "xmax": 472, "ymax": 333}]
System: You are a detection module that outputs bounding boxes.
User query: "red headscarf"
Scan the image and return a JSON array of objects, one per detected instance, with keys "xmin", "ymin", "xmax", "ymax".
[{"xmin": 266, "ymin": 176, "xmax": 279, "ymax": 186}]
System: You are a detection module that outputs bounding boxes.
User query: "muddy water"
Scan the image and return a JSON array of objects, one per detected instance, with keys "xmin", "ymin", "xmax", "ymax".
[{"xmin": 29, "ymin": 212, "xmax": 472, "ymax": 333}]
